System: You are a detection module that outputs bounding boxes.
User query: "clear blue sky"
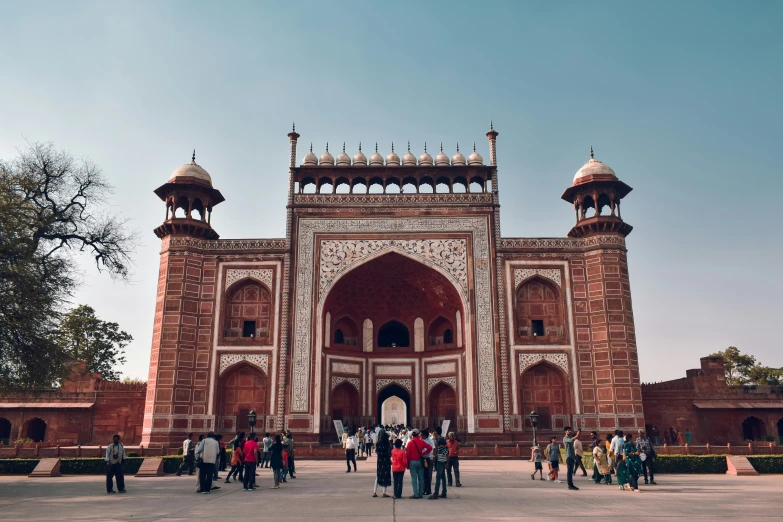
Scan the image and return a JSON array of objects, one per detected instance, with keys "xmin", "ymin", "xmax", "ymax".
[{"xmin": 1, "ymin": 1, "xmax": 781, "ymax": 382}]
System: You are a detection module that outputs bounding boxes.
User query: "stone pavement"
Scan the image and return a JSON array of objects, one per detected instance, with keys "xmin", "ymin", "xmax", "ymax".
[{"xmin": 0, "ymin": 458, "xmax": 781, "ymax": 521}]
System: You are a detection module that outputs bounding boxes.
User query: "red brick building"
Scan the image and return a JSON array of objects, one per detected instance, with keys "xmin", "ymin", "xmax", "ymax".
[{"xmin": 1, "ymin": 125, "xmax": 650, "ymax": 446}]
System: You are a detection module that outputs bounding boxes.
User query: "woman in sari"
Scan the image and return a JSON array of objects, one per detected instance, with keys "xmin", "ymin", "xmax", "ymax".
[
  {"xmin": 622, "ymin": 433, "xmax": 643, "ymax": 492},
  {"xmin": 592, "ymin": 441, "xmax": 612, "ymax": 485}
]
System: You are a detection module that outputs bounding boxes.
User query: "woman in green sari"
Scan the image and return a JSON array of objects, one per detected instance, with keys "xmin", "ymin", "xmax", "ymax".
[
  {"xmin": 592, "ymin": 441, "xmax": 612, "ymax": 485},
  {"xmin": 622, "ymin": 433, "xmax": 643, "ymax": 492}
]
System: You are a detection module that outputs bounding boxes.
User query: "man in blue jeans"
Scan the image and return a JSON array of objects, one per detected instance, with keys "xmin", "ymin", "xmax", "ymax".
[
  {"xmin": 405, "ymin": 429, "xmax": 432, "ymax": 499},
  {"xmin": 562, "ymin": 426, "xmax": 581, "ymax": 491}
]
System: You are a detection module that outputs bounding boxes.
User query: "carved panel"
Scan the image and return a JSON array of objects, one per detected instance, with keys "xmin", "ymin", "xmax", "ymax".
[
  {"xmin": 513, "ymin": 268, "xmax": 562, "ymax": 288},
  {"xmin": 332, "ymin": 362, "xmax": 360, "ymax": 375},
  {"xmin": 375, "ymin": 365, "xmax": 413, "ymax": 376},
  {"xmin": 224, "ymin": 268, "xmax": 273, "ymax": 290},
  {"xmin": 518, "ymin": 353, "xmax": 569, "ymax": 375},
  {"xmin": 331, "ymin": 376, "xmax": 361, "ymax": 391},
  {"xmin": 219, "ymin": 353, "xmax": 269, "ymax": 376},
  {"xmin": 428, "ymin": 376, "xmax": 458, "ymax": 394},
  {"xmin": 427, "ymin": 362, "xmax": 456, "ymax": 375},
  {"xmin": 376, "ymin": 378, "xmax": 412, "ymax": 393}
]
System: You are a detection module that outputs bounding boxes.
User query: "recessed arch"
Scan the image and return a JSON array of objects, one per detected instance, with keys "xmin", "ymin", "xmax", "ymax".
[
  {"xmin": 24, "ymin": 417, "xmax": 47, "ymax": 442},
  {"xmin": 742, "ymin": 416, "xmax": 766, "ymax": 441},
  {"xmin": 222, "ymin": 279, "xmax": 272, "ymax": 342},
  {"xmin": 378, "ymin": 320, "xmax": 410, "ymax": 348},
  {"xmin": 377, "ymin": 383, "xmax": 411, "ymax": 426},
  {"xmin": 519, "ymin": 361, "xmax": 571, "ymax": 431},
  {"xmin": 515, "ymin": 276, "xmax": 565, "ymax": 343},
  {"xmin": 0, "ymin": 418, "xmax": 11, "ymax": 445},
  {"xmin": 218, "ymin": 362, "xmax": 267, "ymax": 432}
]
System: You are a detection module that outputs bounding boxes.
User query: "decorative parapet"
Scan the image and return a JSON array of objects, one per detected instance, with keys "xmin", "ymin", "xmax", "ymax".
[
  {"xmin": 294, "ymin": 193, "xmax": 493, "ymax": 206},
  {"xmin": 498, "ymin": 235, "xmax": 626, "ymax": 251},
  {"xmin": 167, "ymin": 237, "xmax": 289, "ymax": 252}
]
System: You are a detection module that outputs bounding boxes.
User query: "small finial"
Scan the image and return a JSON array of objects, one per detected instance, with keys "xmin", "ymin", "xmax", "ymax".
[
  {"xmin": 490, "ymin": 120, "xmax": 494, "ymax": 130},
  {"xmin": 391, "ymin": 142, "xmax": 395, "ymax": 152},
  {"xmin": 375, "ymin": 142, "xmax": 378, "ymax": 152},
  {"xmin": 456, "ymin": 142, "xmax": 460, "ymax": 152},
  {"xmin": 590, "ymin": 146, "xmax": 594, "ymax": 159},
  {"xmin": 473, "ymin": 141, "xmax": 477, "ymax": 152},
  {"xmin": 424, "ymin": 142, "xmax": 428, "ymax": 152},
  {"xmin": 342, "ymin": 142, "xmax": 346, "ymax": 153},
  {"xmin": 359, "ymin": 142, "xmax": 362, "ymax": 152},
  {"xmin": 407, "ymin": 140, "xmax": 411, "ymax": 152},
  {"xmin": 192, "ymin": 149, "xmax": 196, "ymax": 162},
  {"xmin": 310, "ymin": 143, "xmax": 313, "ymax": 153},
  {"xmin": 440, "ymin": 142, "xmax": 443, "ymax": 152},
  {"xmin": 292, "ymin": 122, "xmax": 296, "ymax": 132}
]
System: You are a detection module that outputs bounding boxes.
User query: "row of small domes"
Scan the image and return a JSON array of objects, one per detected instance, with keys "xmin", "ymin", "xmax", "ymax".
[{"xmin": 303, "ymin": 142, "xmax": 484, "ymax": 167}]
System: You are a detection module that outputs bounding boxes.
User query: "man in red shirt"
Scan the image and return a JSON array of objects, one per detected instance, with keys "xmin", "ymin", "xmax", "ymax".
[
  {"xmin": 405, "ymin": 429, "xmax": 432, "ymax": 499},
  {"xmin": 242, "ymin": 433, "xmax": 259, "ymax": 491}
]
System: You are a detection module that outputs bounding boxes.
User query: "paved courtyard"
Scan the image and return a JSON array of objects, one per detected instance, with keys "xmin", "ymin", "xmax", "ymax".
[{"xmin": 0, "ymin": 459, "xmax": 780, "ymax": 521}]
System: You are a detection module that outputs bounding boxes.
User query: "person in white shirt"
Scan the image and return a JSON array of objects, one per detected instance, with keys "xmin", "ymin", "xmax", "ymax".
[
  {"xmin": 369, "ymin": 429, "xmax": 378, "ymax": 457},
  {"xmin": 196, "ymin": 432, "xmax": 220, "ymax": 494},
  {"xmin": 176, "ymin": 433, "xmax": 195, "ymax": 476},
  {"xmin": 609, "ymin": 430, "xmax": 625, "ymax": 468},
  {"xmin": 261, "ymin": 433, "xmax": 272, "ymax": 468},
  {"xmin": 345, "ymin": 430, "xmax": 358, "ymax": 472},
  {"xmin": 105, "ymin": 434, "xmax": 126, "ymax": 494},
  {"xmin": 422, "ymin": 429, "xmax": 436, "ymax": 496}
]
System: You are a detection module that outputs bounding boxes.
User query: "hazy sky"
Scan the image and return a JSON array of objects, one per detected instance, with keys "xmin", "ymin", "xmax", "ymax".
[{"xmin": 1, "ymin": 1, "xmax": 781, "ymax": 382}]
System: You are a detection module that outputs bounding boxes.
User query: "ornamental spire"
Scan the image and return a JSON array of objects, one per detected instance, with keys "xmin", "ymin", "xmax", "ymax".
[
  {"xmin": 590, "ymin": 146, "xmax": 594, "ymax": 159},
  {"xmin": 192, "ymin": 149, "xmax": 196, "ymax": 163}
]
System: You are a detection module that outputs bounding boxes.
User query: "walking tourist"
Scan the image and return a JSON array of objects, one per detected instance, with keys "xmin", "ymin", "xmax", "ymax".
[
  {"xmin": 282, "ymin": 446, "xmax": 290, "ymax": 481},
  {"xmin": 530, "ymin": 444, "xmax": 544, "ymax": 481},
  {"xmin": 345, "ymin": 429, "xmax": 358, "ymax": 472},
  {"xmin": 226, "ymin": 432, "xmax": 245, "ymax": 483},
  {"xmin": 214, "ymin": 434, "xmax": 224, "ymax": 480},
  {"xmin": 242, "ymin": 433, "xmax": 258, "ymax": 491},
  {"xmin": 573, "ymin": 434, "xmax": 587, "ymax": 476},
  {"xmin": 176, "ymin": 433, "xmax": 195, "ymax": 476},
  {"xmin": 194, "ymin": 435, "xmax": 204, "ymax": 491},
  {"xmin": 592, "ymin": 440, "xmax": 612, "ymax": 485},
  {"xmin": 429, "ymin": 437, "xmax": 449, "ymax": 499},
  {"xmin": 446, "ymin": 431, "xmax": 461, "ymax": 487},
  {"xmin": 545, "ymin": 436, "xmax": 561, "ymax": 483},
  {"xmin": 623, "ymin": 433, "xmax": 643, "ymax": 492},
  {"xmin": 405, "ymin": 428, "xmax": 432, "ymax": 499},
  {"xmin": 609, "ymin": 430, "xmax": 624, "ymax": 468},
  {"xmin": 685, "ymin": 428, "xmax": 692, "ymax": 445},
  {"xmin": 105, "ymin": 434, "xmax": 127, "ymax": 494},
  {"xmin": 261, "ymin": 433, "xmax": 272, "ymax": 468},
  {"xmin": 391, "ymin": 439, "xmax": 408, "ymax": 499},
  {"xmin": 284, "ymin": 431, "xmax": 296, "ymax": 478},
  {"xmin": 373, "ymin": 430, "xmax": 392, "ymax": 497},
  {"xmin": 196, "ymin": 432, "xmax": 220, "ymax": 494},
  {"xmin": 270, "ymin": 434, "xmax": 284, "ymax": 489},
  {"xmin": 562, "ymin": 427, "xmax": 580, "ymax": 490},
  {"xmin": 422, "ymin": 429, "xmax": 436, "ymax": 496},
  {"xmin": 370, "ymin": 428, "xmax": 378, "ymax": 456},
  {"xmin": 636, "ymin": 429, "xmax": 657, "ymax": 485}
]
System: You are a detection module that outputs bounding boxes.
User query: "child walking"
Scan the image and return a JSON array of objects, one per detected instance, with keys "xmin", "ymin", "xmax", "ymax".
[
  {"xmin": 545, "ymin": 437, "xmax": 562, "ymax": 483},
  {"xmin": 391, "ymin": 439, "xmax": 408, "ymax": 499},
  {"xmin": 429, "ymin": 437, "xmax": 449, "ymax": 499},
  {"xmin": 530, "ymin": 445, "xmax": 544, "ymax": 480}
]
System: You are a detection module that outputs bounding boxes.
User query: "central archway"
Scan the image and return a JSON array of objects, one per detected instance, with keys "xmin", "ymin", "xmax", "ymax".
[{"xmin": 377, "ymin": 383, "xmax": 411, "ymax": 426}]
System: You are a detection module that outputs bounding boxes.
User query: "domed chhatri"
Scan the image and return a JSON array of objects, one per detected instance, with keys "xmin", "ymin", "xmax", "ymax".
[
  {"xmin": 169, "ymin": 150, "xmax": 213, "ymax": 186},
  {"xmin": 572, "ymin": 147, "xmax": 616, "ymax": 185},
  {"xmin": 353, "ymin": 142, "xmax": 368, "ymax": 166},
  {"xmin": 336, "ymin": 142, "xmax": 352, "ymax": 167},
  {"xmin": 402, "ymin": 141, "xmax": 417, "ymax": 166},
  {"xmin": 320, "ymin": 143, "xmax": 335, "ymax": 166},
  {"xmin": 467, "ymin": 142, "xmax": 484, "ymax": 166},
  {"xmin": 435, "ymin": 143, "xmax": 450, "ymax": 166},
  {"xmin": 386, "ymin": 143, "xmax": 400, "ymax": 166},
  {"xmin": 303, "ymin": 143, "xmax": 319, "ymax": 166},
  {"xmin": 418, "ymin": 143, "xmax": 434, "ymax": 166},
  {"xmin": 369, "ymin": 143, "xmax": 385, "ymax": 166},
  {"xmin": 451, "ymin": 143, "xmax": 466, "ymax": 166}
]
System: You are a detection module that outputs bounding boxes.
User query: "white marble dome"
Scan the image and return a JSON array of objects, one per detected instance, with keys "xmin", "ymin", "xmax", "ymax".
[
  {"xmin": 402, "ymin": 142, "xmax": 417, "ymax": 166},
  {"xmin": 451, "ymin": 144, "xmax": 466, "ymax": 166},
  {"xmin": 573, "ymin": 152, "xmax": 616, "ymax": 184},
  {"xmin": 353, "ymin": 143, "xmax": 367, "ymax": 166},
  {"xmin": 336, "ymin": 143, "xmax": 352, "ymax": 167},
  {"xmin": 418, "ymin": 143, "xmax": 433, "ymax": 166},
  {"xmin": 435, "ymin": 143, "xmax": 450, "ymax": 166},
  {"xmin": 386, "ymin": 143, "xmax": 400, "ymax": 166},
  {"xmin": 319, "ymin": 144, "xmax": 335, "ymax": 166},
  {"xmin": 467, "ymin": 142, "xmax": 484, "ymax": 166},
  {"xmin": 370, "ymin": 143, "xmax": 385, "ymax": 166},
  {"xmin": 169, "ymin": 151, "xmax": 213, "ymax": 185},
  {"xmin": 302, "ymin": 144, "xmax": 318, "ymax": 166}
]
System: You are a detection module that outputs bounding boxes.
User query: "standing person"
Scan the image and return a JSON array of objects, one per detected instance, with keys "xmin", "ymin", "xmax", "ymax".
[
  {"xmin": 105, "ymin": 434, "xmax": 126, "ymax": 494},
  {"xmin": 194, "ymin": 435, "xmax": 204, "ymax": 492},
  {"xmin": 369, "ymin": 428, "xmax": 378, "ymax": 457},
  {"xmin": 604, "ymin": 434, "xmax": 614, "ymax": 473},
  {"xmin": 592, "ymin": 441, "xmax": 612, "ymax": 485},
  {"xmin": 544, "ymin": 437, "xmax": 561, "ymax": 483},
  {"xmin": 429, "ymin": 437, "xmax": 449, "ymax": 499},
  {"xmin": 214, "ymin": 434, "xmax": 224, "ymax": 480},
  {"xmin": 405, "ymin": 429, "xmax": 432, "ymax": 499},
  {"xmin": 685, "ymin": 429, "xmax": 692, "ymax": 445},
  {"xmin": 446, "ymin": 432, "xmax": 461, "ymax": 487},
  {"xmin": 573, "ymin": 435, "xmax": 587, "ymax": 477},
  {"xmin": 176, "ymin": 433, "xmax": 195, "ymax": 476},
  {"xmin": 636, "ymin": 429, "xmax": 657, "ymax": 485},
  {"xmin": 197, "ymin": 432, "xmax": 220, "ymax": 494},
  {"xmin": 261, "ymin": 433, "xmax": 272, "ymax": 468},
  {"xmin": 609, "ymin": 430, "xmax": 624, "ymax": 468},
  {"xmin": 345, "ymin": 429, "xmax": 358, "ymax": 472},
  {"xmin": 391, "ymin": 439, "xmax": 408, "ymax": 499},
  {"xmin": 281, "ymin": 447, "xmax": 289, "ymax": 482},
  {"xmin": 422, "ymin": 429, "xmax": 435, "ymax": 496},
  {"xmin": 562, "ymin": 427, "xmax": 581, "ymax": 490},
  {"xmin": 663, "ymin": 429, "xmax": 670, "ymax": 446},
  {"xmin": 284, "ymin": 431, "xmax": 296, "ymax": 479},
  {"xmin": 270, "ymin": 434, "xmax": 284, "ymax": 489},
  {"xmin": 218, "ymin": 434, "xmax": 227, "ymax": 472},
  {"xmin": 232, "ymin": 432, "xmax": 245, "ymax": 482},
  {"xmin": 242, "ymin": 433, "xmax": 258, "ymax": 491},
  {"xmin": 373, "ymin": 430, "xmax": 392, "ymax": 498},
  {"xmin": 622, "ymin": 433, "xmax": 643, "ymax": 492},
  {"xmin": 530, "ymin": 445, "xmax": 544, "ymax": 481},
  {"xmin": 226, "ymin": 433, "xmax": 245, "ymax": 483}
]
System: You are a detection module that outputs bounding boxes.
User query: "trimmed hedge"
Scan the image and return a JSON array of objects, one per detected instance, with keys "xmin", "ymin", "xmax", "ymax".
[
  {"xmin": 0, "ymin": 456, "xmax": 184, "ymax": 475},
  {"xmin": 0, "ymin": 459, "xmax": 38, "ymax": 474},
  {"xmin": 746, "ymin": 456, "xmax": 783, "ymax": 474},
  {"xmin": 653, "ymin": 455, "xmax": 728, "ymax": 474}
]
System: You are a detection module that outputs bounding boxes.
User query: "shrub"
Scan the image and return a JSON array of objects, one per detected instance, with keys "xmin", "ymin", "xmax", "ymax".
[
  {"xmin": 653, "ymin": 455, "xmax": 728, "ymax": 474},
  {"xmin": 746, "ymin": 456, "xmax": 783, "ymax": 473},
  {"xmin": 0, "ymin": 459, "xmax": 38, "ymax": 474},
  {"xmin": 126, "ymin": 452, "xmax": 139, "ymax": 458}
]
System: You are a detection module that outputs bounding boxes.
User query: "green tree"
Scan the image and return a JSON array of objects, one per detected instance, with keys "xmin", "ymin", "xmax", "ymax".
[
  {"xmin": 0, "ymin": 142, "xmax": 136, "ymax": 388},
  {"xmin": 711, "ymin": 346, "xmax": 782, "ymax": 386},
  {"xmin": 55, "ymin": 305, "xmax": 132, "ymax": 381}
]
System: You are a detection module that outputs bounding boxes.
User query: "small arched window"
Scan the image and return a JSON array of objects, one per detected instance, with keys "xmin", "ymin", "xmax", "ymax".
[
  {"xmin": 443, "ymin": 329, "xmax": 453, "ymax": 344},
  {"xmin": 378, "ymin": 320, "xmax": 410, "ymax": 347},
  {"xmin": 334, "ymin": 329, "xmax": 344, "ymax": 344}
]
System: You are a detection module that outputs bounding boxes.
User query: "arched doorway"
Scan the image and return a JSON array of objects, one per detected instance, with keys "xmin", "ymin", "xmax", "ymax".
[
  {"xmin": 742, "ymin": 416, "xmax": 766, "ymax": 441},
  {"xmin": 381, "ymin": 396, "xmax": 407, "ymax": 426},
  {"xmin": 218, "ymin": 363, "xmax": 267, "ymax": 433},
  {"xmin": 377, "ymin": 383, "xmax": 411, "ymax": 427},
  {"xmin": 0, "ymin": 418, "xmax": 11, "ymax": 445},
  {"xmin": 429, "ymin": 382, "xmax": 456, "ymax": 429},
  {"xmin": 520, "ymin": 363, "xmax": 569, "ymax": 431},
  {"xmin": 25, "ymin": 418, "xmax": 47, "ymax": 442},
  {"xmin": 331, "ymin": 382, "xmax": 360, "ymax": 429}
]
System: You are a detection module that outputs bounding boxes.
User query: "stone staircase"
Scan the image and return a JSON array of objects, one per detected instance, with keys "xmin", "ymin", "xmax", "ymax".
[{"xmin": 726, "ymin": 456, "xmax": 758, "ymax": 476}]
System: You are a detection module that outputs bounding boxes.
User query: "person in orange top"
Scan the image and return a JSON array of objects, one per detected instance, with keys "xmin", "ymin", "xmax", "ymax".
[
  {"xmin": 225, "ymin": 433, "xmax": 245, "ymax": 484},
  {"xmin": 446, "ymin": 432, "xmax": 461, "ymax": 487},
  {"xmin": 391, "ymin": 439, "xmax": 408, "ymax": 499}
]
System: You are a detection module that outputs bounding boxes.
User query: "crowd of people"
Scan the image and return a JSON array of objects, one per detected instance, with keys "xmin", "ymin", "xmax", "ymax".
[
  {"xmin": 532, "ymin": 427, "xmax": 658, "ymax": 493},
  {"xmin": 341, "ymin": 424, "xmax": 462, "ymax": 499}
]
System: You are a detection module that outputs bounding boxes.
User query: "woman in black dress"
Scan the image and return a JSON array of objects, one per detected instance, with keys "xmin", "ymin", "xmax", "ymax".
[
  {"xmin": 373, "ymin": 430, "xmax": 392, "ymax": 497},
  {"xmin": 270, "ymin": 434, "xmax": 284, "ymax": 489}
]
